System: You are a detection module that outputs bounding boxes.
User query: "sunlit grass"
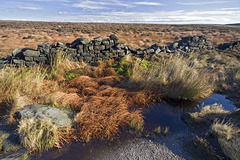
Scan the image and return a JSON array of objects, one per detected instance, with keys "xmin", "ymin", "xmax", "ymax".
[{"xmin": 131, "ymin": 55, "xmax": 214, "ymax": 101}]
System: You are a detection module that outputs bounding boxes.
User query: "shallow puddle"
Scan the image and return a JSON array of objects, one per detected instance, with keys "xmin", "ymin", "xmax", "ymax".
[
  {"xmin": 144, "ymin": 94, "xmax": 238, "ymax": 132},
  {"xmin": 41, "ymin": 94, "xmax": 238, "ymax": 160}
]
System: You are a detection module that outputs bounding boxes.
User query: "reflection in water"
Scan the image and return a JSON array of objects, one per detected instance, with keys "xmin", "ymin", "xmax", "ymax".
[
  {"xmin": 144, "ymin": 94, "xmax": 238, "ymax": 132},
  {"xmin": 41, "ymin": 94, "xmax": 238, "ymax": 160},
  {"xmin": 199, "ymin": 94, "xmax": 237, "ymax": 111}
]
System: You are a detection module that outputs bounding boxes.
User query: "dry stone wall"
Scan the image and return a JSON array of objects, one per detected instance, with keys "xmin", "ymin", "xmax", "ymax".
[{"xmin": 0, "ymin": 35, "xmax": 240, "ymax": 68}]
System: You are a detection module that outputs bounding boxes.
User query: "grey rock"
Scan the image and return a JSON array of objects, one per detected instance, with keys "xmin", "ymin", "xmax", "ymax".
[
  {"xmin": 99, "ymin": 45, "xmax": 105, "ymax": 51},
  {"xmin": 57, "ymin": 42, "xmax": 66, "ymax": 48},
  {"xmin": 24, "ymin": 56, "xmax": 33, "ymax": 61},
  {"xmin": 23, "ymin": 50, "xmax": 40, "ymax": 57},
  {"xmin": 166, "ymin": 49, "xmax": 172, "ymax": 53},
  {"xmin": 94, "ymin": 46, "xmax": 100, "ymax": 51},
  {"xmin": 79, "ymin": 38, "xmax": 91, "ymax": 45},
  {"xmin": 102, "ymin": 40, "xmax": 110, "ymax": 45},
  {"xmin": 128, "ymin": 46, "xmax": 136, "ymax": 52},
  {"xmin": 110, "ymin": 34, "xmax": 119, "ymax": 41},
  {"xmin": 71, "ymin": 38, "xmax": 91, "ymax": 48},
  {"xmin": 67, "ymin": 48, "xmax": 77, "ymax": 56},
  {"xmin": 109, "ymin": 40, "xmax": 115, "ymax": 45},
  {"xmin": 94, "ymin": 41, "xmax": 102, "ymax": 46},
  {"xmin": 12, "ymin": 48, "xmax": 22, "ymax": 57},
  {"xmin": 147, "ymin": 49, "xmax": 155, "ymax": 54},
  {"xmin": 76, "ymin": 45, "xmax": 83, "ymax": 52},
  {"xmin": 155, "ymin": 47, "xmax": 161, "ymax": 54},
  {"xmin": 94, "ymin": 37, "xmax": 102, "ymax": 42},
  {"xmin": 173, "ymin": 43, "xmax": 178, "ymax": 48},
  {"xmin": 116, "ymin": 43, "xmax": 126, "ymax": 49},
  {"xmin": 36, "ymin": 44, "xmax": 51, "ymax": 55},
  {"xmin": 25, "ymin": 61, "xmax": 36, "ymax": 67},
  {"xmin": 18, "ymin": 104, "xmax": 74, "ymax": 126},
  {"xmin": 12, "ymin": 59, "xmax": 24, "ymax": 65},
  {"xmin": 84, "ymin": 56, "xmax": 92, "ymax": 62},
  {"xmin": 89, "ymin": 45, "xmax": 94, "ymax": 51},
  {"xmin": 105, "ymin": 45, "xmax": 110, "ymax": 50}
]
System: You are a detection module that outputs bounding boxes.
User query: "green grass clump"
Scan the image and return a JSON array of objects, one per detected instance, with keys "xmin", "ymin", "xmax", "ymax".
[
  {"xmin": 131, "ymin": 55, "xmax": 214, "ymax": 101},
  {"xmin": 129, "ymin": 120, "xmax": 144, "ymax": 133},
  {"xmin": 65, "ymin": 72, "xmax": 82, "ymax": 80},
  {"xmin": 112, "ymin": 57, "xmax": 132, "ymax": 76},
  {"xmin": 154, "ymin": 126, "xmax": 161, "ymax": 135},
  {"xmin": 163, "ymin": 127, "xmax": 169, "ymax": 136},
  {"xmin": 18, "ymin": 118, "xmax": 69, "ymax": 153}
]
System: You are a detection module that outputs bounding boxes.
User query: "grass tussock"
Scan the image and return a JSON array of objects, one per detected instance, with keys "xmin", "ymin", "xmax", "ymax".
[
  {"xmin": 192, "ymin": 136, "xmax": 223, "ymax": 160},
  {"xmin": 190, "ymin": 104, "xmax": 229, "ymax": 124},
  {"xmin": 131, "ymin": 55, "xmax": 214, "ymax": 101},
  {"xmin": 211, "ymin": 121, "xmax": 240, "ymax": 160},
  {"xmin": 0, "ymin": 66, "xmax": 48, "ymax": 101},
  {"xmin": 74, "ymin": 95, "xmax": 143, "ymax": 141},
  {"xmin": 0, "ymin": 66, "xmax": 60, "ymax": 122},
  {"xmin": 18, "ymin": 117, "xmax": 73, "ymax": 153},
  {"xmin": 49, "ymin": 49, "xmax": 86, "ymax": 81}
]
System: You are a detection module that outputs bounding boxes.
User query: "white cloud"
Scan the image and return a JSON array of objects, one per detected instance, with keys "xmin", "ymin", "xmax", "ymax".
[
  {"xmin": 94, "ymin": 9, "xmax": 240, "ymax": 24},
  {"xmin": 72, "ymin": 0, "xmax": 134, "ymax": 10},
  {"xmin": 19, "ymin": 6, "xmax": 42, "ymax": 10},
  {"xmin": 58, "ymin": 11, "xmax": 69, "ymax": 15},
  {"xmin": 73, "ymin": 1, "xmax": 108, "ymax": 10},
  {"xmin": 26, "ymin": 0, "xmax": 71, "ymax": 2},
  {"xmin": 178, "ymin": 1, "xmax": 230, "ymax": 5},
  {"xmin": 220, "ymin": 8, "xmax": 240, "ymax": 10},
  {"xmin": 133, "ymin": 2, "xmax": 164, "ymax": 6},
  {"xmin": 109, "ymin": 0, "xmax": 134, "ymax": 8}
]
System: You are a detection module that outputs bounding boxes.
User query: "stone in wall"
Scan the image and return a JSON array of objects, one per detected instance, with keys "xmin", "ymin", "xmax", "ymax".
[{"xmin": 4, "ymin": 35, "xmax": 239, "ymax": 67}]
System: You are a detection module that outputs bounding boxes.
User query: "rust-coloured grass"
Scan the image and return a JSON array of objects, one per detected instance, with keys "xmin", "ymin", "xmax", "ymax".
[{"xmin": 74, "ymin": 95, "xmax": 143, "ymax": 141}]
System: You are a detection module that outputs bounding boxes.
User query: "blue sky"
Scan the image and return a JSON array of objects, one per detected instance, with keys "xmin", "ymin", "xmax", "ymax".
[{"xmin": 0, "ymin": 0, "xmax": 239, "ymax": 24}]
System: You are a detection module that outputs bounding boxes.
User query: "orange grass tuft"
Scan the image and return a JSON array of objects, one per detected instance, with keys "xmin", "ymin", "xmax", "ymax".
[
  {"xmin": 68, "ymin": 76, "xmax": 99, "ymax": 90},
  {"xmin": 74, "ymin": 95, "xmax": 143, "ymax": 141}
]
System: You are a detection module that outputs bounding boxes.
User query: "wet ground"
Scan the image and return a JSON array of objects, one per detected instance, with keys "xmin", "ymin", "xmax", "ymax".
[{"xmin": 40, "ymin": 94, "xmax": 237, "ymax": 160}]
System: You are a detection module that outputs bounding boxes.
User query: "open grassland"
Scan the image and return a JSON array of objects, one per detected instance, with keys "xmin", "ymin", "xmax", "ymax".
[{"xmin": 1, "ymin": 21, "xmax": 240, "ymax": 58}]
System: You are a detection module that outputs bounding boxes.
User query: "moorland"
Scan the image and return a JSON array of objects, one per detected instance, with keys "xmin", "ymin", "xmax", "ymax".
[{"xmin": 0, "ymin": 21, "xmax": 240, "ymax": 160}]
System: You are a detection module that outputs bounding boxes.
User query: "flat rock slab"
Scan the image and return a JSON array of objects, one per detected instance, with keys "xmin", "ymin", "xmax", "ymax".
[{"xmin": 17, "ymin": 104, "xmax": 74, "ymax": 126}]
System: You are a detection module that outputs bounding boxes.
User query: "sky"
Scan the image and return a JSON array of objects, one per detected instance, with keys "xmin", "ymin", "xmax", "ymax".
[{"xmin": 0, "ymin": 0, "xmax": 239, "ymax": 24}]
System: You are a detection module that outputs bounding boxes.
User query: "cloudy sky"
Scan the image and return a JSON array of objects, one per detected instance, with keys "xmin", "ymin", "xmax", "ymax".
[{"xmin": 0, "ymin": 0, "xmax": 239, "ymax": 24}]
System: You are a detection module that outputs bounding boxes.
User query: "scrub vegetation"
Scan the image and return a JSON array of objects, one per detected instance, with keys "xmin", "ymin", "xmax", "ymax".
[
  {"xmin": 0, "ymin": 23, "xmax": 240, "ymax": 158},
  {"xmin": 0, "ymin": 49, "xmax": 239, "ymax": 155}
]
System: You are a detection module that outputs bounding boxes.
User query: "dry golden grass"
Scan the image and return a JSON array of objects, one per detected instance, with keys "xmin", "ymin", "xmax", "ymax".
[
  {"xmin": 0, "ymin": 66, "xmax": 61, "ymax": 122},
  {"xmin": 211, "ymin": 121, "xmax": 240, "ymax": 160},
  {"xmin": 18, "ymin": 117, "xmax": 73, "ymax": 153},
  {"xmin": 190, "ymin": 104, "xmax": 229, "ymax": 124},
  {"xmin": 131, "ymin": 55, "xmax": 214, "ymax": 101}
]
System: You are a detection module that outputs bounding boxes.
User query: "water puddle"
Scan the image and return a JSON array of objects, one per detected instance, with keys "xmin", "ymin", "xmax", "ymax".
[
  {"xmin": 144, "ymin": 94, "xmax": 238, "ymax": 132},
  {"xmin": 40, "ymin": 94, "xmax": 238, "ymax": 160}
]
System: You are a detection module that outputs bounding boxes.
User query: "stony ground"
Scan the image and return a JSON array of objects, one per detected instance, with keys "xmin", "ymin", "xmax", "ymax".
[{"xmin": 40, "ymin": 128, "xmax": 199, "ymax": 160}]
